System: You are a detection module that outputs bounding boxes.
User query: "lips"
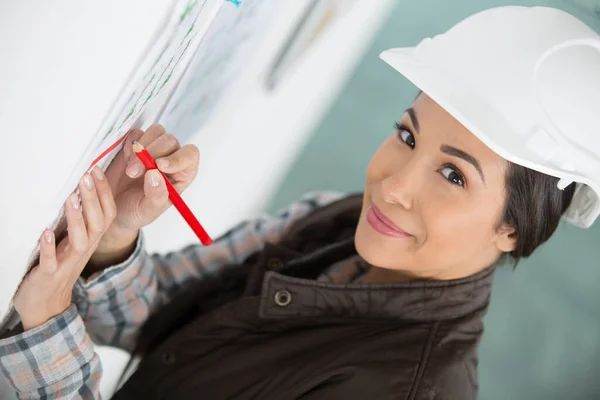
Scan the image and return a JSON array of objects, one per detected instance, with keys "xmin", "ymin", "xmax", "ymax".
[{"xmin": 366, "ymin": 203, "xmax": 411, "ymax": 238}]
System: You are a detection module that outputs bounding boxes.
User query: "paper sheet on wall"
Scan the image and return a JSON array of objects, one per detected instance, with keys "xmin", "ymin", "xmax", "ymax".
[
  {"xmin": 161, "ymin": 0, "xmax": 281, "ymax": 140},
  {"xmin": 1, "ymin": 0, "xmax": 233, "ymax": 328}
]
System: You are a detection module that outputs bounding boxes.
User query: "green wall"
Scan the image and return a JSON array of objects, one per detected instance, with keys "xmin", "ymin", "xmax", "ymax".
[{"xmin": 268, "ymin": 1, "xmax": 600, "ymax": 399}]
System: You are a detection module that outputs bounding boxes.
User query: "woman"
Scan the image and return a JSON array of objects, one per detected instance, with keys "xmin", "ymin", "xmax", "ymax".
[{"xmin": 2, "ymin": 6, "xmax": 599, "ymax": 399}]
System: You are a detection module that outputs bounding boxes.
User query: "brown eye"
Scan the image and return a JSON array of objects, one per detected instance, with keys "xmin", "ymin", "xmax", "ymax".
[
  {"xmin": 440, "ymin": 166, "xmax": 465, "ymax": 187},
  {"xmin": 398, "ymin": 129, "xmax": 415, "ymax": 149}
]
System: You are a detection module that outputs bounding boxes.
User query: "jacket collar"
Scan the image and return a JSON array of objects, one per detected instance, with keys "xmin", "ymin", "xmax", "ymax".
[{"xmin": 258, "ymin": 238, "xmax": 495, "ymax": 323}]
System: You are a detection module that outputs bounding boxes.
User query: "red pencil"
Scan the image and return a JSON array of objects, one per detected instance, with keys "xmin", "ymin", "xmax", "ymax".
[{"xmin": 132, "ymin": 140, "xmax": 213, "ymax": 246}]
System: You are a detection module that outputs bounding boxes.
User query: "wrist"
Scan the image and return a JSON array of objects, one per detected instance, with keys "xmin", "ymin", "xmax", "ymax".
[
  {"xmin": 86, "ymin": 228, "xmax": 139, "ymax": 275},
  {"xmin": 20, "ymin": 304, "xmax": 70, "ymax": 331},
  {"xmin": 97, "ymin": 226, "xmax": 138, "ymax": 254},
  {"xmin": 21, "ymin": 315, "xmax": 51, "ymax": 331}
]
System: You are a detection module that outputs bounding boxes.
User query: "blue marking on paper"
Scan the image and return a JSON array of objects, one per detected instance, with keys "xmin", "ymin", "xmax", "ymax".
[{"xmin": 225, "ymin": 0, "xmax": 242, "ymax": 7}]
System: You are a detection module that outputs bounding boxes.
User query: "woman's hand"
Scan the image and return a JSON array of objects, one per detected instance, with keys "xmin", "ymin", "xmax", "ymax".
[
  {"xmin": 89, "ymin": 124, "xmax": 200, "ymax": 269},
  {"xmin": 14, "ymin": 167, "xmax": 116, "ymax": 331}
]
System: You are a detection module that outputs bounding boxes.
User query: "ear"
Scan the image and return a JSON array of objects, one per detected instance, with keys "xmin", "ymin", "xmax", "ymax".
[{"xmin": 494, "ymin": 224, "xmax": 518, "ymax": 253}]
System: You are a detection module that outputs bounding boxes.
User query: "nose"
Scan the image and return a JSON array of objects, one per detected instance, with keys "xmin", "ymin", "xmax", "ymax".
[{"xmin": 380, "ymin": 169, "xmax": 420, "ymax": 210}]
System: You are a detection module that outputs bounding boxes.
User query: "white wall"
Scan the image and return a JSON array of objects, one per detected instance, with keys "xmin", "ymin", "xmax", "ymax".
[{"xmin": 0, "ymin": 0, "xmax": 175, "ymax": 323}]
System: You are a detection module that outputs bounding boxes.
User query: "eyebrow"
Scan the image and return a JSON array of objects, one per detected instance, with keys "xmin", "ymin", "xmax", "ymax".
[
  {"xmin": 406, "ymin": 108, "xmax": 420, "ymax": 132},
  {"xmin": 440, "ymin": 144, "xmax": 485, "ymax": 183}
]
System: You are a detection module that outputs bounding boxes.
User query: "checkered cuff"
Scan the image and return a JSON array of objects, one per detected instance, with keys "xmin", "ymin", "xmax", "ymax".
[{"xmin": 0, "ymin": 304, "xmax": 97, "ymax": 396}]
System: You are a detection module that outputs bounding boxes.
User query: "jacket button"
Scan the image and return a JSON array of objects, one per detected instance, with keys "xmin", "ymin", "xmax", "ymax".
[
  {"xmin": 161, "ymin": 351, "xmax": 176, "ymax": 366},
  {"xmin": 274, "ymin": 290, "xmax": 292, "ymax": 307},
  {"xmin": 268, "ymin": 258, "xmax": 283, "ymax": 270}
]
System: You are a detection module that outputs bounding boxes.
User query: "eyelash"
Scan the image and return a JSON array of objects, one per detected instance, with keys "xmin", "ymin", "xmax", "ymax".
[
  {"xmin": 393, "ymin": 121, "xmax": 467, "ymax": 188},
  {"xmin": 440, "ymin": 164, "xmax": 466, "ymax": 187}
]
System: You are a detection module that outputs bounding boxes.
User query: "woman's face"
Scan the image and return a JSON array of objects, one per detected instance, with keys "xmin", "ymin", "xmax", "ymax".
[{"xmin": 355, "ymin": 94, "xmax": 516, "ymax": 280}]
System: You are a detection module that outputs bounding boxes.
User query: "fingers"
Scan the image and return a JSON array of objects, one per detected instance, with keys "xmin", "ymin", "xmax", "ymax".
[
  {"xmin": 141, "ymin": 170, "xmax": 170, "ymax": 214},
  {"xmin": 145, "ymin": 133, "xmax": 181, "ymax": 160},
  {"xmin": 38, "ymin": 230, "xmax": 58, "ymax": 273},
  {"xmin": 55, "ymin": 234, "xmax": 70, "ymax": 263},
  {"xmin": 65, "ymin": 192, "xmax": 88, "ymax": 258},
  {"xmin": 138, "ymin": 124, "xmax": 166, "ymax": 147},
  {"xmin": 58, "ymin": 168, "xmax": 116, "ymax": 269},
  {"xmin": 156, "ymin": 144, "xmax": 199, "ymax": 175},
  {"xmin": 92, "ymin": 166, "xmax": 118, "ymax": 224},
  {"xmin": 125, "ymin": 125, "xmax": 171, "ymax": 179},
  {"xmin": 78, "ymin": 167, "xmax": 117, "ymax": 244},
  {"xmin": 155, "ymin": 144, "xmax": 199, "ymax": 193},
  {"xmin": 124, "ymin": 124, "xmax": 165, "ymax": 161},
  {"xmin": 130, "ymin": 169, "xmax": 171, "ymax": 223},
  {"xmin": 79, "ymin": 173, "xmax": 105, "ymax": 240}
]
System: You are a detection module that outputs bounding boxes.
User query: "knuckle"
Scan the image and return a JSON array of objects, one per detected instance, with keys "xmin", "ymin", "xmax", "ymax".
[
  {"xmin": 96, "ymin": 182, "xmax": 110, "ymax": 196},
  {"xmin": 148, "ymin": 124, "xmax": 166, "ymax": 136},
  {"xmin": 90, "ymin": 220, "xmax": 106, "ymax": 235},
  {"xmin": 152, "ymin": 191, "xmax": 169, "ymax": 206},
  {"xmin": 41, "ymin": 240, "xmax": 55, "ymax": 253},
  {"xmin": 72, "ymin": 211, "xmax": 85, "ymax": 225},
  {"xmin": 105, "ymin": 205, "xmax": 117, "ymax": 222},
  {"xmin": 70, "ymin": 241, "xmax": 87, "ymax": 256},
  {"xmin": 40, "ymin": 261, "xmax": 58, "ymax": 275},
  {"xmin": 97, "ymin": 179, "xmax": 112, "ymax": 196},
  {"xmin": 127, "ymin": 128, "xmax": 144, "ymax": 139},
  {"xmin": 109, "ymin": 195, "xmax": 118, "ymax": 214},
  {"xmin": 187, "ymin": 144, "xmax": 200, "ymax": 161},
  {"xmin": 168, "ymin": 155, "xmax": 180, "ymax": 168},
  {"xmin": 164, "ymin": 133, "xmax": 179, "ymax": 149}
]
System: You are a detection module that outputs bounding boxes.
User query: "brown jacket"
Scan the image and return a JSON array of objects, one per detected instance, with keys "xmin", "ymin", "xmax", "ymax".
[{"xmin": 113, "ymin": 194, "xmax": 493, "ymax": 400}]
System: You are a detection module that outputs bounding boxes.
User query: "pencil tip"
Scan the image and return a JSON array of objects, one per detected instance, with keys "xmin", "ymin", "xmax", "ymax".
[
  {"xmin": 132, "ymin": 140, "xmax": 137, "ymax": 145},
  {"xmin": 132, "ymin": 141, "xmax": 144, "ymax": 152}
]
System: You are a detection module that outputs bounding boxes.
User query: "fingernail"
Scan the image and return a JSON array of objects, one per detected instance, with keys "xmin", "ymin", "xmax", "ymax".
[
  {"xmin": 83, "ymin": 174, "xmax": 94, "ymax": 190},
  {"xmin": 70, "ymin": 193, "xmax": 80, "ymax": 209},
  {"xmin": 149, "ymin": 170, "xmax": 160, "ymax": 187},
  {"xmin": 157, "ymin": 158, "xmax": 170, "ymax": 169},
  {"xmin": 44, "ymin": 230, "xmax": 53, "ymax": 244},
  {"xmin": 92, "ymin": 166, "xmax": 104, "ymax": 180},
  {"xmin": 126, "ymin": 162, "xmax": 142, "ymax": 178}
]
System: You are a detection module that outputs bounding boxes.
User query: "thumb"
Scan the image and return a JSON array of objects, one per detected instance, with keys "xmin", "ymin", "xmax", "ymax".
[{"xmin": 139, "ymin": 169, "xmax": 171, "ymax": 221}]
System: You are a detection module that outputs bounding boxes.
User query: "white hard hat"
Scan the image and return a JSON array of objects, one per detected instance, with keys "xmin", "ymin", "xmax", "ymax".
[{"xmin": 380, "ymin": 6, "xmax": 600, "ymax": 228}]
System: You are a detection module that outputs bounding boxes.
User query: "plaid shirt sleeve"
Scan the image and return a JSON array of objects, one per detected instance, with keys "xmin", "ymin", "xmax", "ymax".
[{"xmin": 0, "ymin": 191, "xmax": 343, "ymax": 399}]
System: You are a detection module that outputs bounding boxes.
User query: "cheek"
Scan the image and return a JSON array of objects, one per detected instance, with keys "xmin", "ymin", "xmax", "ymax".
[
  {"xmin": 420, "ymin": 196, "xmax": 499, "ymax": 256},
  {"xmin": 366, "ymin": 137, "xmax": 400, "ymax": 184}
]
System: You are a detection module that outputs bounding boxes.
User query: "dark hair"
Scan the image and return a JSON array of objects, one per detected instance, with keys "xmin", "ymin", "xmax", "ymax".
[{"xmin": 501, "ymin": 163, "xmax": 576, "ymax": 263}]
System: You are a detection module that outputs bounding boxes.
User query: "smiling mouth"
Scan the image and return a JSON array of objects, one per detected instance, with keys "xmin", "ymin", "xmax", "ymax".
[{"xmin": 366, "ymin": 203, "xmax": 412, "ymax": 238}]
